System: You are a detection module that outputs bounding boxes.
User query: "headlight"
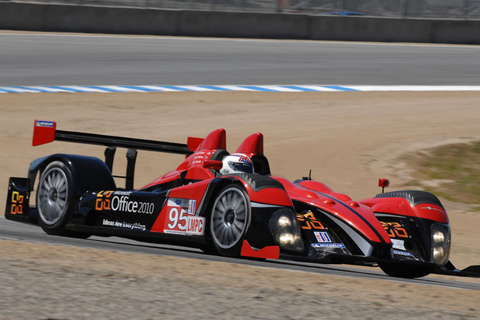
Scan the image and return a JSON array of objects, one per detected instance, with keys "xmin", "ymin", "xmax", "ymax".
[
  {"xmin": 268, "ymin": 208, "xmax": 304, "ymax": 252},
  {"xmin": 433, "ymin": 247, "xmax": 444, "ymax": 261},
  {"xmin": 431, "ymin": 223, "xmax": 451, "ymax": 266},
  {"xmin": 433, "ymin": 231, "xmax": 445, "ymax": 243},
  {"xmin": 278, "ymin": 215, "xmax": 292, "ymax": 228},
  {"xmin": 279, "ymin": 233, "xmax": 294, "ymax": 245}
]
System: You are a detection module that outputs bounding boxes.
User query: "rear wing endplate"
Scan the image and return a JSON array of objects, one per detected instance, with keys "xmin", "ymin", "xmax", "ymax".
[{"xmin": 32, "ymin": 120, "xmax": 199, "ymax": 189}]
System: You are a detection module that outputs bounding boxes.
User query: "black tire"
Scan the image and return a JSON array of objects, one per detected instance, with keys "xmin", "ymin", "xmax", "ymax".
[
  {"xmin": 199, "ymin": 243, "xmax": 220, "ymax": 256},
  {"xmin": 375, "ymin": 190, "xmax": 444, "ymax": 209},
  {"xmin": 379, "ymin": 262, "xmax": 433, "ymax": 279},
  {"xmin": 36, "ymin": 161, "xmax": 88, "ymax": 238},
  {"xmin": 209, "ymin": 185, "xmax": 251, "ymax": 257}
]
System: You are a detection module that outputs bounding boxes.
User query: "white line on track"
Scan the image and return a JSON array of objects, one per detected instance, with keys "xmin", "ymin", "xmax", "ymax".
[{"xmin": 2, "ymin": 32, "xmax": 480, "ymax": 49}]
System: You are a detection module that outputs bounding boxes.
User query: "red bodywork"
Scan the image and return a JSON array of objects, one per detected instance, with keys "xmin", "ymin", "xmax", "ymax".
[
  {"xmin": 142, "ymin": 128, "xmax": 227, "ymax": 189},
  {"xmin": 15, "ymin": 122, "xmax": 474, "ymax": 276},
  {"xmin": 141, "ymin": 128, "xmax": 422, "ymax": 249},
  {"xmin": 277, "ymin": 177, "xmax": 392, "ymax": 244},
  {"xmin": 232, "ymin": 131, "xmax": 449, "ymax": 245},
  {"xmin": 231, "ymin": 132, "xmax": 393, "ymax": 247},
  {"xmin": 360, "ymin": 197, "xmax": 448, "ymax": 224}
]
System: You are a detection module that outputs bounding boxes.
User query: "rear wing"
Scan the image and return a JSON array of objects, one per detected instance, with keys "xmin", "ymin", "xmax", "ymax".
[
  {"xmin": 32, "ymin": 120, "xmax": 199, "ymax": 154},
  {"xmin": 32, "ymin": 120, "xmax": 202, "ymax": 189}
]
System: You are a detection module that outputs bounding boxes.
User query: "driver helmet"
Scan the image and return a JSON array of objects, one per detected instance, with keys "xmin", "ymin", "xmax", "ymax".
[{"xmin": 220, "ymin": 153, "xmax": 254, "ymax": 175}]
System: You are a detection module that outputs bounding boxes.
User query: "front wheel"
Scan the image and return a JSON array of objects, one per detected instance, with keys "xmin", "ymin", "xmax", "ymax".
[
  {"xmin": 36, "ymin": 161, "xmax": 87, "ymax": 238},
  {"xmin": 379, "ymin": 262, "xmax": 433, "ymax": 279},
  {"xmin": 210, "ymin": 185, "xmax": 251, "ymax": 257}
]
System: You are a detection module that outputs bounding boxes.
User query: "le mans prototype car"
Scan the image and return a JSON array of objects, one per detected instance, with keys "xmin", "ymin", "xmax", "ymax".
[{"xmin": 5, "ymin": 120, "xmax": 480, "ymax": 278}]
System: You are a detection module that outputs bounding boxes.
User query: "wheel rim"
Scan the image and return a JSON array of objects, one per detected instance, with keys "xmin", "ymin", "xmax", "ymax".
[
  {"xmin": 211, "ymin": 187, "xmax": 248, "ymax": 249},
  {"xmin": 37, "ymin": 167, "xmax": 69, "ymax": 226}
]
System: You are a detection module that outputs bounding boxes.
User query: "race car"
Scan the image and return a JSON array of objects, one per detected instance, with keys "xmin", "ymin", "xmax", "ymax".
[{"xmin": 5, "ymin": 120, "xmax": 480, "ymax": 278}]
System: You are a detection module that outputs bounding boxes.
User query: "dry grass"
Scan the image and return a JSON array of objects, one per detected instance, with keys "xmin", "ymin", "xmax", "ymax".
[{"xmin": 400, "ymin": 141, "xmax": 480, "ymax": 208}]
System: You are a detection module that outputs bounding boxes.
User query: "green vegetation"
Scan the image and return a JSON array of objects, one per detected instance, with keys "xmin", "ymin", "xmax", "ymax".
[{"xmin": 401, "ymin": 141, "xmax": 480, "ymax": 208}]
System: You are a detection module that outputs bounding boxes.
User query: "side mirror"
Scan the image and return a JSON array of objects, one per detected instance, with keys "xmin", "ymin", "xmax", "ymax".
[
  {"xmin": 378, "ymin": 178, "xmax": 390, "ymax": 193},
  {"xmin": 203, "ymin": 160, "xmax": 222, "ymax": 170}
]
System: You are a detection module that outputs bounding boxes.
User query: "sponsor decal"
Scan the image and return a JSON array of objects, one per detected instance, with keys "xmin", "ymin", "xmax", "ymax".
[
  {"xmin": 314, "ymin": 231, "xmax": 332, "ymax": 243},
  {"xmin": 95, "ymin": 191, "xmax": 154, "ymax": 215},
  {"xmin": 381, "ymin": 221, "xmax": 408, "ymax": 238},
  {"xmin": 296, "ymin": 211, "xmax": 325, "ymax": 230},
  {"xmin": 238, "ymin": 155, "xmax": 250, "ymax": 163},
  {"xmin": 191, "ymin": 151, "xmax": 213, "ymax": 165},
  {"xmin": 10, "ymin": 191, "xmax": 24, "ymax": 215},
  {"xmin": 102, "ymin": 218, "xmax": 146, "ymax": 231},
  {"xmin": 393, "ymin": 249, "xmax": 414, "ymax": 257},
  {"xmin": 35, "ymin": 120, "xmax": 54, "ymax": 128},
  {"xmin": 96, "ymin": 191, "xmax": 114, "ymax": 210},
  {"xmin": 102, "ymin": 219, "xmax": 116, "ymax": 226},
  {"xmin": 186, "ymin": 217, "xmax": 205, "ymax": 235},
  {"xmin": 420, "ymin": 206, "xmax": 445, "ymax": 213},
  {"xmin": 391, "ymin": 239, "xmax": 406, "ymax": 251},
  {"xmin": 164, "ymin": 198, "xmax": 204, "ymax": 236},
  {"xmin": 311, "ymin": 243, "xmax": 345, "ymax": 249},
  {"xmin": 192, "ymin": 151, "xmax": 208, "ymax": 165},
  {"xmin": 188, "ymin": 199, "xmax": 196, "ymax": 215}
]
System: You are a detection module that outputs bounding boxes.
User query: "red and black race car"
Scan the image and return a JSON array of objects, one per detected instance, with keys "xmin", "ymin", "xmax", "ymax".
[{"xmin": 5, "ymin": 120, "xmax": 480, "ymax": 278}]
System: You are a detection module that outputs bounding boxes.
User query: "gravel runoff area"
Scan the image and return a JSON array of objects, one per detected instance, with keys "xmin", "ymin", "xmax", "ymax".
[
  {"xmin": 1, "ymin": 239, "xmax": 480, "ymax": 319},
  {"xmin": 1, "ymin": 91, "xmax": 480, "ymax": 319}
]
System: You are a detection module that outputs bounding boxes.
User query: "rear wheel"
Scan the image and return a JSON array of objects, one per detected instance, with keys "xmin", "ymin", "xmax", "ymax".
[
  {"xmin": 210, "ymin": 185, "xmax": 251, "ymax": 257},
  {"xmin": 379, "ymin": 262, "xmax": 433, "ymax": 278},
  {"xmin": 36, "ymin": 161, "xmax": 87, "ymax": 238}
]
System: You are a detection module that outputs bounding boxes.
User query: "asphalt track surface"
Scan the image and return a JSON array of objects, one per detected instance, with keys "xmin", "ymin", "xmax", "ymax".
[
  {"xmin": 1, "ymin": 218, "xmax": 479, "ymax": 291},
  {"xmin": 1, "ymin": 32, "xmax": 480, "ymax": 86},
  {"xmin": 2, "ymin": 32, "xmax": 480, "ymax": 290}
]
